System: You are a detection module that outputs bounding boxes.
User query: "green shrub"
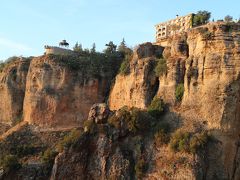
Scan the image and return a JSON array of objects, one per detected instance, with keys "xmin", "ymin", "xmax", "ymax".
[
  {"xmin": 108, "ymin": 107, "xmax": 153, "ymax": 134},
  {"xmin": 119, "ymin": 59, "xmax": 130, "ymax": 75},
  {"xmin": 41, "ymin": 148, "xmax": 58, "ymax": 166},
  {"xmin": 11, "ymin": 145, "xmax": 35, "ymax": 158},
  {"xmin": 175, "ymin": 83, "xmax": 184, "ymax": 102},
  {"xmin": 154, "ymin": 58, "xmax": 167, "ymax": 77},
  {"xmin": 57, "ymin": 129, "xmax": 82, "ymax": 152},
  {"xmin": 83, "ymin": 120, "xmax": 96, "ymax": 133},
  {"xmin": 147, "ymin": 97, "xmax": 165, "ymax": 118},
  {"xmin": 119, "ymin": 54, "xmax": 132, "ymax": 75},
  {"xmin": 170, "ymin": 131, "xmax": 190, "ymax": 152},
  {"xmin": 192, "ymin": 11, "xmax": 211, "ymax": 26},
  {"xmin": 41, "ymin": 148, "xmax": 58, "ymax": 174},
  {"xmin": 108, "ymin": 106, "xmax": 131, "ymax": 129},
  {"xmin": 170, "ymin": 131, "xmax": 209, "ymax": 153},
  {"xmin": 0, "ymin": 155, "xmax": 21, "ymax": 173}
]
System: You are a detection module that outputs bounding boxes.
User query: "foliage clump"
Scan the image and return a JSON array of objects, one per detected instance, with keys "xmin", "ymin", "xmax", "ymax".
[
  {"xmin": 11, "ymin": 144, "xmax": 35, "ymax": 158},
  {"xmin": 108, "ymin": 107, "xmax": 153, "ymax": 134},
  {"xmin": 224, "ymin": 15, "xmax": 233, "ymax": 23},
  {"xmin": 119, "ymin": 54, "xmax": 132, "ymax": 75},
  {"xmin": 118, "ymin": 40, "xmax": 133, "ymax": 76},
  {"xmin": 147, "ymin": 97, "xmax": 165, "ymax": 118},
  {"xmin": 0, "ymin": 56, "xmax": 32, "ymax": 73},
  {"xmin": 192, "ymin": 11, "xmax": 211, "ymax": 26},
  {"xmin": 0, "ymin": 154, "xmax": 21, "ymax": 173},
  {"xmin": 154, "ymin": 58, "xmax": 167, "ymax": 77},
  {"xmin": 175, "ymin": 83, "xmax": 184, "ymax": 102},
  {"xmin": 83, "ymin": 119, "xmax": 96, "ymax": 133},
  {"xmin": 41, "ymin": 148, "xmax": 58, "ymax": 175},
  {"xmin": 170, "ymin": 131, "xmax": 191, "ymax": 152},
  {"xmin": 169, "ymin": 131, "xmax": 209, "ymax": 154},
  {"xmin": 56, "ymin": 129, "xmax": 83, "ymax": 152}
]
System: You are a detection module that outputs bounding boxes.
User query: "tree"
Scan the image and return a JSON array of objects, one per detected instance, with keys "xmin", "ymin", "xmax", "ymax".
[
  {"xmin": 118, "ymin": 38, "xmax": 127, "ymax": 53},
  {"xmin": 224, "ymin": 15, "xmax": 233, "ymax": 22},
  {"xmin": 104, "ymin": 41, "xmax": 117, "ymax": 54},
  {"xmin": 73, "ymin": 42, "xmax": 83, "ymax": 52},
  {"xmin": 193, "ymin": 11, "xmax": 211, "ymax": 26},
  {"xmin": 117, "ymin": 38, "xmax": 133, "ymax": 56},
  {"xmin": 90, "ymin": 43, "xmax": 96, "ymax": 53}
]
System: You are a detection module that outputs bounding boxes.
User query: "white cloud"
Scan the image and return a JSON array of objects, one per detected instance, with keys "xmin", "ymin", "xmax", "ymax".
[{"xmin": 0, "ymin": 37, "xmax": 32, "ymax": 51}]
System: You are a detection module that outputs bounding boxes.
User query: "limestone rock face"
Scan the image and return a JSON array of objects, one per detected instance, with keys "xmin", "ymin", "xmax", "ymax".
[
  {"xmin": 51, "ymin": 132, "xmax": 135, "ymax": 180},
  {"xmin": 0, "ymin": 59, "xmax": 30, "ymax": 124},
  {"xmin": 109, "ymin": 43, "xmax": 163, "ymax": 110},
  {"xmin": 88, "ymin": 103, "xmax": 110, "ymax": 124},
  {"xmin": 23, "ymin": 56, "xmax": 117, "ymax": 128},
  {"xmin": 109, "ymin": 23, "xmax": 240, "ymax": 179}
]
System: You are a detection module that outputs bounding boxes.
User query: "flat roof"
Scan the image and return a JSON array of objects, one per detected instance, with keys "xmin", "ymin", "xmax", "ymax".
[{"xmin": 155, "ymin": 13, "xmax": 194, "ymax": 27}]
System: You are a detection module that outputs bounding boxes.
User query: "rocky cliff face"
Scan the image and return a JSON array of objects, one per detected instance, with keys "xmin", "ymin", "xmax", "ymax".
[
  {"xmin": 23, "ymin": 55, "xmax": 121, "ymax": 128},
  {"xmin": 109, "ymin": 43, "xmax": 163, "ymax": 110},
  {"xmin": 109, "ymin": 22, "xmax": 240, "ymax": 179},
  {"xmin": 1, "ymin": 22, "xmax": 240, "ymax": 179},
  {"xmin": 0, "ymin": 58, "xmax": 30, "ymax": 125}
]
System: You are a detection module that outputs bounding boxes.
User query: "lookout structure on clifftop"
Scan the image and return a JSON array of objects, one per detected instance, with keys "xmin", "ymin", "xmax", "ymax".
[
  {"xmin": 44, "ymin": 40, "xmax": 74, "ymax": 55},
  {"xmin": 155, "ymin": 14, "xmax": 194, "ymax": 43}
]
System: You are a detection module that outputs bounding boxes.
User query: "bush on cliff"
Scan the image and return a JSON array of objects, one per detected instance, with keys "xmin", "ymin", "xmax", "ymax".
[
  {"xmin": 169, "ymin": 130, "xmax": 209, "ymax": 153},
  {"xmin": 154, "ymin": 58, "xmax": 167, "ymax": 77},
  {"xmin": 48, "ymin": 53, "xmax": 123, "ymax": 79},
  {"xmin": 193, "ymin": 11, "xmax": 211, "ymax": 26},
  {"xmin": 108, "ymin": 107, "xmax": 153, "ymax": 134},
  {"xmin": 175, "ymin": 83, "xmax": 184, "ymax": 102},
  {"xmin": 56, "ymin": 129, "xmax": 83, "ymax": 152},
  {"xmin": 83, "ymin": 119, "xmax": 96, "ymax": 133},
  {"xmin": 41, "ymin": 148, "xmax": 58, "ymax": 175},
  {"xmin": 119, "ymin": 53, "xmax": 132, "ymax": 75},
  {"xmin": 0, "ymin": 154, "xmax": 21, "ymax": 173},
  {"xmin": 147, "ymin": 97, "xmax": 165, "ymax": 118},
  {"xmin": 170, "ymin": 131, "xmax": 191, "ymax": 152},
  {"xmin": 11, "ymin": 144, "xmax": 35, "ymax": 158}
]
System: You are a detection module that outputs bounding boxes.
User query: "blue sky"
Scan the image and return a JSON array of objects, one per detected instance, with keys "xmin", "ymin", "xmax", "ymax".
[{"xmin": 0, "ymin": 0, "xmax": 239, "ymax": 60}]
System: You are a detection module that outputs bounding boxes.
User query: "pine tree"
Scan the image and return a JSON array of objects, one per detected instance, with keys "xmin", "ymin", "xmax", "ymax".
[
  {"xmin": 104, "ymin": 41, "xmax": 117, "ymax": 54},
  {"xmin": 90, "ymin": 43, "xmax": 96, "ymax": 53},
  {"xmin": 118, "ymin": 38, "xmax": 127, "ymax": 53},
  {"xmin": 73, "ymin": 42, "xmax": 83, "ymax": 52}
]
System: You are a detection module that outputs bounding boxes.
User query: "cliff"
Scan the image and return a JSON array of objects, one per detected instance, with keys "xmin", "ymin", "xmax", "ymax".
[
  {"xmin": 109, "ymin": 22, "xmax": 240, "ymax": 179},
  {"xmin": 23, "ymin": 54, "xmax": 121, "ymax": 128},
  {"xmin": 1, "ymin": 22, "xmax": 240, "ymax": 179},
  {"xmin": 0, "ymin": 58, "xmax": 30, "ymax": 125}
]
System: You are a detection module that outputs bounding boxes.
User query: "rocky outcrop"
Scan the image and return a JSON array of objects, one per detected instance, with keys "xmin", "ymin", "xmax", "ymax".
[
  {"xmin": 88, "ymin": 103, "xmax": 110, "ymax": 124},
  {"xmin": 23, "ymin": 55, "xmax": 120, "ymax": 128},
  {"xmin": 109, "ymin": 43, "xmax": 163, "ymax": 110},
  {"xmin": 109, "ymin": 22, "xmax": 240, "ymax": 179},
  {"xmin": 0, "ymin": 58, "xmax": 30, "ymax": 124},
  {"xmin": 51, "ymin": 105, "xmax": 136, "ymax": 180}
]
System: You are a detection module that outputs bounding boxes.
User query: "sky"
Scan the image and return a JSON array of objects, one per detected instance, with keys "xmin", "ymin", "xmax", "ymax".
[{"xmin": 0, "ymin": 0, "xmax": 239, "ymax": 60}]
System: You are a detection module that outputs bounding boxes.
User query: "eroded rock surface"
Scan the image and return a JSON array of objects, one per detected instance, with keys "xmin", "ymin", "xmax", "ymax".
[
  {"xmin": 23, "ymin": 55, "xmax": 120, "ymax": 128},
  {"xmin": 0, "ymin": 58, "xmax": 30, "ymax": 125}
]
